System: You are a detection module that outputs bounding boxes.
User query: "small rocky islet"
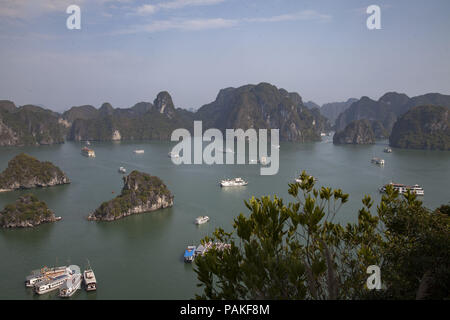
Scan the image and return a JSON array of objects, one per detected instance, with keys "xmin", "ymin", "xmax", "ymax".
[
  {"xmin": 0, "ymin": 194, "xmax": 61, "ymax": 228},
  {"xmin": 88, "ymin": 170, "xmax": 174, "ymax": 222},
  {"xmin": 0, "ymin": 153, "xmax": 70, "ymax": 192}
]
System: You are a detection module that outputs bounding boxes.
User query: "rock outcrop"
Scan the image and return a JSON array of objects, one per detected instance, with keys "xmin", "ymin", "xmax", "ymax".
[
  {"xmin": 0, "ymin": 194, "xmax": 61, "ymax": 228},
  {"xmin": 0, "ymin": 153, "xmax": 70, "ymax": 192},
  {"xmin": 389, "ymin": 105, "xmax": 450, "ymax": 150},
  {"xmin": 333, "ymin": 119, "xmax": 375, "ymax": 144},
  {"xmin": 88, "ymin": 171, "xmax": 173, "ymax": 221}
]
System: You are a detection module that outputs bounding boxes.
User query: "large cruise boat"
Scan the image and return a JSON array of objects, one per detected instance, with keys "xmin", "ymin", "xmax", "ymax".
[
  {"xmin": 25, "ymin": 266, "xmax": 67, "ymax": 287},
  {"xmin": 220, "ymin": 177, "xmax": 248, "ymax": 187},
  {"xmin": 379, "ymin": 183, "xmax": 424, "ymax": 196},
  {"xmin": 81, "ymin": 147, "xmax": 96, "ymax": 158},
  {"xmin": 59, "ymin": 265, "xmax": 82, "ymax": 298},
  {"xmin": 34, "ymin": 273, "xmax": 70, "ymax": 295}
]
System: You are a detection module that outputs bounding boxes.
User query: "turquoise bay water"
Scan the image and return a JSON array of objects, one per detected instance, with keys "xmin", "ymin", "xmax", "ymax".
[{"xmin": 0, "ymin": 140, "xmax": 449, "ymax": 299}]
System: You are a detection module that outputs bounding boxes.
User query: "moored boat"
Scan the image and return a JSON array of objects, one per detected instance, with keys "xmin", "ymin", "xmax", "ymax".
[
  {"xmin": 184, "ymin": 246, "xmax": 196, "ymax": 263},
  {"xmin": 59, "ymin": 265, "xmax": 82, "ymax": 298},
  {"xmin": 195, "ymin": 216, "xmax": 210, "ymax": 225},
  {"xmin": 34, "ymin": 273, "xmax": 70, "ymax": 295},
  {"xmin": 371, "ymin": 157, "xmax": 385, "ymax": 166},
  {"xmin": 168, "ymin": 151, "xmax": 179, "ymax": 158},
  {"xmin": 384, "ymin": 147, "xmax": 392, "ymax": 153},
  {"xmin": 83, "ymin": 268, "xmax": 97, "ymax": 292},
  {"xmin": 25, "ymin": 266, "xmax": 67, "ymax": 288},
  {"xmin": 81, "ymin": 147, "xmax": 96, "ymax": 158},
  {"xmin": 134, "ymin": 149, "xmax": 145, "ymax": 154},
  {"xmin": 118, "ymin": 166, "xmax": 126, "ymax": 174},
  {"xmin": 220, "ymin": 177, "xmax": 248, "ymax": 187},
  {"xmin": 379, "ymin": 182, "xmax": 424, "ymax": 196}
]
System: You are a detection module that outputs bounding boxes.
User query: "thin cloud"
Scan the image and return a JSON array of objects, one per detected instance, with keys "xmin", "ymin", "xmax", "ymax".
[
  {"xmin": 245, "ymin": 10, "xmax": 332, "ymax": 23},
  {"xmin": 135, "ymin": 0, "xmax": 226, "ymax": 15},
  {"xmin": 124, "ymin": 17, "xmax": 238, "ymax": 33},
  {"xmin": 121, "ymin": 10, "xmax": 332, "ymax": 34}
]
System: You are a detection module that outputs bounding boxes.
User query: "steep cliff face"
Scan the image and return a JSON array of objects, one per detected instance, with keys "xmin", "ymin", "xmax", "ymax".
[
  {"xmin": 88, "ymin": 171, "xmax": 173, "ymax": 221},
  {"xmin": 195, "ymin": 82, "xmax": 330, "ymax": 142},
  {"xmin": 389, "ymin": 105, "xmax": 450, "ymax": 150},
  {"xmin": 0, "ymin": 153, "xmax": 70, "ymax": 191},
  {"xmin": 0, "ymin": 194, "xmax": 61, "ymax": 228},
  {"xmin": 67, "ymin": 92, "xmax": 188, "ymax": 142},
  {"xmin": 335, "ymin": 93, "xmax": 450, "ymax": 135},
  {"xmin": 333, "ymin": 119, "xmax": 375, "ymax": 144},
  {"xmin": 0, "ymin": 101, "xmax": 66, "ymax": 146}
]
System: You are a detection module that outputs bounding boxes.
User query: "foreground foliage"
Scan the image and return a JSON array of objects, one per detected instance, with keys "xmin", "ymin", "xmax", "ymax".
[{"xmin": 194, "ymin": 172, "xmax": 450, "ymax": 299}]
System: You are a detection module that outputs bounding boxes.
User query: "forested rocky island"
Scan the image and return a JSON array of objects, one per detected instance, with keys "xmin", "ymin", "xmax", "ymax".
[
  {"xmin": 88, "ymin": 171, "xmax": 173, "ymax": 221},
  {"xmin": 333, "ymin": 119, "xmax": 376, "ymax": 145},
  {"xmin": 0, "ymin": 194, "xmax": 61, "ymax": 228},
  {"xmin": 389, "ymin": 105, "xmax": 450, "ymax": 150},
  {"xmin": 0, "ymin": 153, "xmax": 70, "ymax": 192}
]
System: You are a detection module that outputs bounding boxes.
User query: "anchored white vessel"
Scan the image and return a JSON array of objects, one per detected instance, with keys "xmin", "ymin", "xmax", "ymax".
[
  {"xmin": 59, "ymin": 265, "xmax": 82, "ymax": 298},
  {"xmin": 134, "ymin": 149, "xmax": 144, "ymax": 154},
  {"xmin": 83, "ymin": 268, "xmax": 97, "ymax": 292},
  {"xmin": 384, "ymin": 147, "xmax": 392, "ymax": 153},
  {"xmin": 25, "ymin": 266, "xmax": 67, "ymax": 288},
  {"xmin": 34, "ymin": 271, "xmax": 71, "ymax": 295},
  {"xmin": 81, "ymin": 147, "xmax": 95, "ymax": 158},
  {"xmin": 118, "ymin": 166, "xmax": 126, "ymax": 174},
  {"xmin": 259, "ymin": 156, "xmax": 270, "ymax": 166},
  {"xmin": 371, "ymin": 157, "xmax": 385, "ymax": 166},
  {"xmin": 195, "ymin": 216, "xmax": 210, "ymax": 225},
  {"xmin": 379, "ymin": 183, "xmax": 424, "ymax": 196},
  {"xmin": 220, "ymin": 177, "xmax": 248, "ymax": 187}
]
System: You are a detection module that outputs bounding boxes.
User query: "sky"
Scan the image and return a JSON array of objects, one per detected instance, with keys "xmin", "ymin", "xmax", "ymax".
[{"xmin": 0, "ymin": 0, "xmax": 449, "ymax": 112}]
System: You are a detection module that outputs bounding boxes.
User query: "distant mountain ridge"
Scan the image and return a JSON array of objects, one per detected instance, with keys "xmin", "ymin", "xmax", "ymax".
[
  {"xmin": 2, "ymin": 87, "xmax": 449, "ymax": 147},
  {"xmin": 320, "ymin": 98, "xmax": 358, "ymax": 125}
]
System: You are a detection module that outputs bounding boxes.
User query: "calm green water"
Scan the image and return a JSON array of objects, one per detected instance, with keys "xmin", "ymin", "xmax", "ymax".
[{"xmin": 0, "ymin": 140, "xmax": 449, "ymax": 299}]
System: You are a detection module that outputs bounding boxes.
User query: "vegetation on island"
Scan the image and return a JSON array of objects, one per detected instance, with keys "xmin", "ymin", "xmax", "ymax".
[
  {"xmin": 0, "ymin": 194, "xmax": 59, "ymax": 228},
  {"xmin": 0, "ymin": 100, "xmax": 66, "ymax": 146},
  {"xmin": 389, "ymin": 105, "xmax": 450, "ymax": 150},
  {"xmin": 88, "ymin": 170, "xmax": 173, "ymax": 221},
  {"xmin": 194, "ymin": 172, "xmax": 450, "ymax": 300},
  {"xmin": 333, "ymin": 119, "xmax": 376, "ymax": 144},
  {"xmin": 0, "ymin": 153, "xmax": 70, "ymax": 191}
]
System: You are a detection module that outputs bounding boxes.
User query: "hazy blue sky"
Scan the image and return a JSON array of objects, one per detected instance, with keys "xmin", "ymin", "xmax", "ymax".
[{"xmin": 0, "ymin": 0, "xmax": 449, "ymax": 111}]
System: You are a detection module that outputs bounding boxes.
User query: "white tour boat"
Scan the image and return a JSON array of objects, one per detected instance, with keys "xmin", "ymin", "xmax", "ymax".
[
  {"xmin": 134, "ymin": 149, "xmax": 145, "ymax": 154},
  {"xmin": 220, "ymin": 177, "xmax": 248, "ymax": 187},
  {"xmin": 195, "ymin": 216, "xmax": 210, "ymax": 225},
  {"xmin": 371, "ymin": 157, "xmax": 385, "ymax": 166},
  {"xmin": 59, "ymin": 265, "xmax": 82, "ymax": 298},
  {"xmin": 25, "ymin": 266, "xmax": 67, "ymax": 288},
  {"xmin": 379, "ymin": 183, "xmax": 424, "ymax": 196},
  {"xmin": 83, "ymin": 268, "xmax": 97, "ymax": 292}
]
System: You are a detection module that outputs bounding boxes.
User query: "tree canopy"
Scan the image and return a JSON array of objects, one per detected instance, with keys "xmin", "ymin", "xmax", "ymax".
[{"xmin": 194, "ymin": 172, "xmax": 450, "ymax": 300}]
